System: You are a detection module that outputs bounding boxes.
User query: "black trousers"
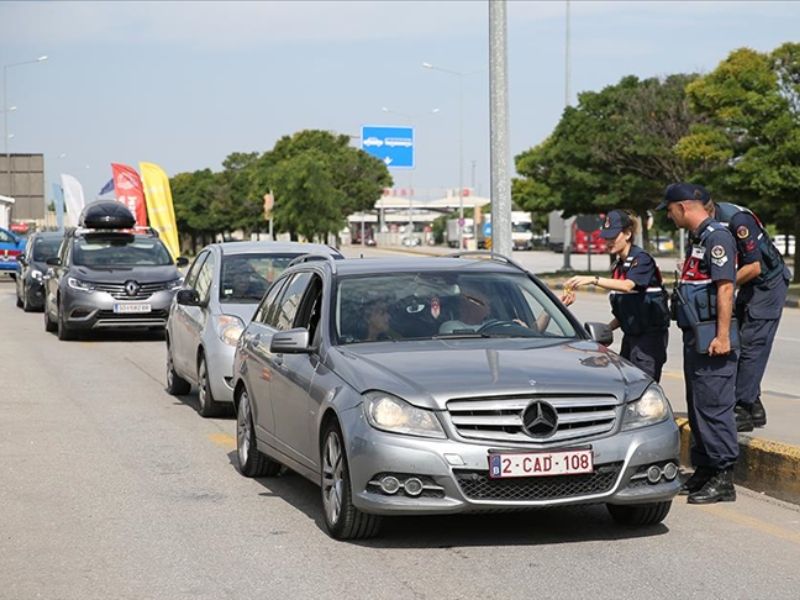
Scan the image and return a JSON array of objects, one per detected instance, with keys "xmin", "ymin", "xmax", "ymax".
[{"xmin": 620, "ymin": 330, "xmax": 668, "ymax": 383}]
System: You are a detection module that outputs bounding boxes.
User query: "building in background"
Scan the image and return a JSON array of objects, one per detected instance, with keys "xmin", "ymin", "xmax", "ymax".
[{"xmin": 0, "ymin": 153, "xmax": 45, "ymax": 221}]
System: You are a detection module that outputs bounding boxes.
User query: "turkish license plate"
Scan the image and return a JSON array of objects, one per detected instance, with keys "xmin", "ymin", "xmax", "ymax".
[
  {"xmin": 488, "ymin": 449, "xmax": 593, "ymax": 479},
  {"xmin": 113, "ymin": 303, "xmax": 152, "ymax": 314}
]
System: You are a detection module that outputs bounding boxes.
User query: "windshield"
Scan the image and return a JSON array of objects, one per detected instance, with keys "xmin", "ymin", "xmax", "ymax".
[
  {"xmin": 335, "ymin": 271, "xmax": 578, "ymax": 344},
  {"xmin": 512, "ymin": 222, "xmax": 532, "ymax": 233},
  {"xmin": 72, "ymin": 235, "xmax": 172, "ymax": 267},
  {"xmin": 32, "ymin": 237, "xmax": 62, "ymax": 262},
  {"xmin": 219, "ymin": 253, "xmax": 300, "ymax": 303}
]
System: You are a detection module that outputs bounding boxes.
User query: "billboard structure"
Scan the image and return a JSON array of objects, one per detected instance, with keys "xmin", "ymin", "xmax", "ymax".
[{"xmin": 0, "ymin": 153, "xmax": 45, "ymax": 220}]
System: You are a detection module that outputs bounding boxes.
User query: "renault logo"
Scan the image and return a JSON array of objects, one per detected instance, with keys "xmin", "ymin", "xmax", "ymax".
[
  {"xmin": 125, "ymin": 280, "xmax": 140, "ymax": 296},
  {"xmin": 522, "ymin": 401, "xmax": 558, "ymax": 437}
]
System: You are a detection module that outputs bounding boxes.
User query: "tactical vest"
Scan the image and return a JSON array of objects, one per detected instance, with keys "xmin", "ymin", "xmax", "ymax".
[
  {"xmin": 608, "ymin": 248, "xmax": 670, "ymax": 336},
  {"xmin": 715, "ymin": 202, "xmax": 785, "ymax": 284},
  {"xmin": 675, "ymin": 221, "xmax": 726, "ymax": 328}
]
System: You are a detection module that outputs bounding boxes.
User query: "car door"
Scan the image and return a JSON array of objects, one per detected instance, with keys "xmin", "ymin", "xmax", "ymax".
[
  {"xmin": 240, "ymin": 276, "xmax": 290, "ymax": 447},
  {"xmin": 182, "ymin": 251, "xmax": 215, "ymax": 381},
  {"xmin": 45, "ymin": 238, "xmax": 69, "ymax": 320},
  {"xmin": 269, "ymin": 272, "xmax": 323, "ymax": 469},
  {"xmin": 171, "ymin": 251, "xmax": 208, "ymax": 376}
]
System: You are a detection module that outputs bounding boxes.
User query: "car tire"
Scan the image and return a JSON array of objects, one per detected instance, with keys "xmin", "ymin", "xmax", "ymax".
[
  {"xmin": 235, "ymin": 387, "xmax": 281, "ymax": 478},
  {"xmin": 165, "ymin": 344, "xmax": 191, "ymax": 395},
  {"xmin": 16, "ymin": 290, "xmax": 23, "ymax": 308},
  {"xmin": 196, "ymin": 355, "xmax": 223, "ymax": 418},
  {"xmin": 22, "ymin": 286, "xmax": 35, "ymax": 313},
  {"xmin": 57, "ymin": 306, "xmax": 75, "ymax": 341},
  {"xmin": 320, "ymin": 421, "xmax": 382, "ymax": 540},
  {"xmin": 44, "ymin": 303, "xmax": 57, "ymax": 332},
  {"xmin": 607, "ymin": 501, "xmax": 672, "ymax": 527}
]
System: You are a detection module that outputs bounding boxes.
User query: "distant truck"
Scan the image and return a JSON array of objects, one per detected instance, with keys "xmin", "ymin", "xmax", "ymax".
[
  {"xmin": 548, "ymin": 211, "xmax": 604, "ymax": 254},
  {"xmin": 476, "ymin": 212, "xmax": 534, "ymax": 251},
  {"xmin": 446, "ymin": 218, "xmax": 474, "ymax": 248}
]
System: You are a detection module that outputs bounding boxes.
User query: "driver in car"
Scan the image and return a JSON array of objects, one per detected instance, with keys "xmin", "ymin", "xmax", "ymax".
[{"xmin": 438, "ymin": 283, "xmax": 497, "ymax": 334}]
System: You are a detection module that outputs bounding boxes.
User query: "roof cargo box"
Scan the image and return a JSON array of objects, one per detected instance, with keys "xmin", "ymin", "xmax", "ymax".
[{"xmin": 80, "ymin": 200, "xmax": 136, "ymax": 229}]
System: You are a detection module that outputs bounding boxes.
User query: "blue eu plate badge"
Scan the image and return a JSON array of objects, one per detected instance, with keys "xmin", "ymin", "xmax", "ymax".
[{"xmin": 489, "ymin": 454, "xmax": 502, "ymax": 478}]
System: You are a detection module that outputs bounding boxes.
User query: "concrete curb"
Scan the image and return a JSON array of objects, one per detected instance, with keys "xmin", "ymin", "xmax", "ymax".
[{"xmin": 675, "ymin": 417, "xmax": 800, "ymax": 504}]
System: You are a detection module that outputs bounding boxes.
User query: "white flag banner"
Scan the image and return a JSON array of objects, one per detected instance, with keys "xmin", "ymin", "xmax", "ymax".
[{"xmin": 60, "ymin": 173, "xmax": 86, "ymax": 227}]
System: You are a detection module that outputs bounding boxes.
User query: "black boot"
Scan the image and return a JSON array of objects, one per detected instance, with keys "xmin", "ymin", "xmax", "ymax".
[
  {"xmin": 735, "ymin": 404, "xmax": 754, "ymax": 432},
  {"xmin": 679, "ymin": 466, "xmax": 713, "ymax": 495},
  {"xmin": 687, "ymin": 469, "xmax": 736, "ymax": 504},
  {"xmin": 751, "ymin": 400, "xmax": 767, "ymax": 428}
]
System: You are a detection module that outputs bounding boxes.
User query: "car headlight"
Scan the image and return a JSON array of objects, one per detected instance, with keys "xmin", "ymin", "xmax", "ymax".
[
  {"xmin": 169, "ymin": 278, "xmax": 183, "ymax": 290},
  {"xmin": 363, "ymin": 391, "xmax": 446, "ymax": 439},
  {"xmin": 216, "ymin": 314, "xmax": 245, "ymax": 346},
  {"xmin": 67, "ymin": 277, "xmax": 95, "ymax": 292},
  {"xmin": 31, "ymin": 269, "xmax": 43, "ymax": 281},
  {"xmin": 622, "ymin": 384, "xmax": 672, "ymax": 431}
]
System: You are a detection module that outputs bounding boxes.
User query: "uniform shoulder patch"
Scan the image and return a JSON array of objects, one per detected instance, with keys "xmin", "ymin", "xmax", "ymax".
[
  {"xmin": 736, "ymin": 225, "xmax": 750, "ymax": 239},
  {"xmin": 711, "ymin": 245, "xmax": 726, "ymax": 259}
]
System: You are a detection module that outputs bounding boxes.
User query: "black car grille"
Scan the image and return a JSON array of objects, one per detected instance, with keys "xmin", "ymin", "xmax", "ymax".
[
  {"xmin": 455, "ymin": 462, "xmax": 623, "ymax": 502},
  {"xmin": 93, "ymin": 281, "xmax": 172, "ymax": 300}
]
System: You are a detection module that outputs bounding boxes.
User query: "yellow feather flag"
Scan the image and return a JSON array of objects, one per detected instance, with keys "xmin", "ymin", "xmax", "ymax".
[{"xmin": 139, "ymin": 162, "xmax": 180, "ymax": 258}]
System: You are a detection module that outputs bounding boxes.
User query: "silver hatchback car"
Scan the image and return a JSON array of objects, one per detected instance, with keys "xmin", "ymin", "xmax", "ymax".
[
  {"xmin": 165, "ymin": 242, "xmax": 341, "ymax": 416},
  {"xmin": 232, "ymin": 253, "xmax": 680, "ymax": 540}
]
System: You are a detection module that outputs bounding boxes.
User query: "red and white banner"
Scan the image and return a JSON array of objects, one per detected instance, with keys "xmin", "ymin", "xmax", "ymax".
[{"xmin": 111, "ymin": 163, "xmax": 147, "ymax": 227}]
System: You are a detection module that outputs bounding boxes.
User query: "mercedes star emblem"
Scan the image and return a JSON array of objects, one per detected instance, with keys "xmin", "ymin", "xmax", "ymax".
[{"xmin": 522, "ymin": 401, "xmax": 559, "ymax": 437}]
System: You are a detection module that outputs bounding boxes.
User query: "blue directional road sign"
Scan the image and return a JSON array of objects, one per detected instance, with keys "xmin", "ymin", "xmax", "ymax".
[
  {"xmin": 361, "ymin": 125, "xmax": 414, "ymax": 169},
  {"xmin": 483, "ymin": 221, "xmax": 492, "ymax": 238}
]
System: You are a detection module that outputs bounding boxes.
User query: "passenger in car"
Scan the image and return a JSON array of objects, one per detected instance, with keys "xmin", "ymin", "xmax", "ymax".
[{"xmin": 365, "ymin": 300, "xmax": 400, "ymax": 341}]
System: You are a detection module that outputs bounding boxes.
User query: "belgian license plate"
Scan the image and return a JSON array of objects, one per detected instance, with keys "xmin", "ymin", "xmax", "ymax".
[
  {"xmin": 113, "ymin": 303, "xmax": 152, "ymax": 314},
  {"xmin": 488, "ymin": 449, "xmax": 593, "ymax": 479}
]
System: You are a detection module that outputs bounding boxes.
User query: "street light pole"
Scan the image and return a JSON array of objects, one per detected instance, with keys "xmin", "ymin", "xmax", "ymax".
[
  {"xmin": 423, "ymin": 62, "xmax": 480, "ymax": 250},
  {"xmin": 3, "ymin": 55, "xmax": 47, "ymax": 200}
]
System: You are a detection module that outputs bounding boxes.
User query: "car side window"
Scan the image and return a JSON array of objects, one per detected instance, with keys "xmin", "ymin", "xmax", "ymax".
[
  {"xmin": 194, "ymin": 253, "xmax": 215, "ymax": 303},
  {"xmin": 0, "ymin": 230, "xmax": 13, "ymax": 243},
  {"xmin": 273, "ymin": 272, "xmax": 313, "ymax": 331},
  {"xmin": 255, "ymin": 277, "xmax": 288, "ymax": 325},
  {"xmin": 183, "ymin": 252, "xmax": 208, "ymax": 290}
]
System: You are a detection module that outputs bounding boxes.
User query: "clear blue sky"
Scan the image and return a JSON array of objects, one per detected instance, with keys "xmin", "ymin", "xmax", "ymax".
[{"xmin": 1, "ymin": 0, "xmax": 798, "ymax": 202}]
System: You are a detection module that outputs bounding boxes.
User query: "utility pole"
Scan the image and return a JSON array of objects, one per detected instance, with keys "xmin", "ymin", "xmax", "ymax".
[
  {"xmin": 560, "ymin": 0, "xmax": 574, "ymax": 272},
  {"xmin": 489, "ymin": 0, "xmax": 512, "ymax": 258}
]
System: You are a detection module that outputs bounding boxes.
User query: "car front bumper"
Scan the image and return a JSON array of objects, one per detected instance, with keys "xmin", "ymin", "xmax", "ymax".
[
  {"xmin": 203, "ymin": 336, "xmax": 236, "ymax": 403},
  {"xmin": 342, "ymin": 409, "xmax": 680, "ymax": 516},
  {"xmin": 62, "ymin": 289, "xmax": 175, "ymax": 330},
  {"xmin": 24, "ymin": 278, "xmax": 46, "ymax": 308}
]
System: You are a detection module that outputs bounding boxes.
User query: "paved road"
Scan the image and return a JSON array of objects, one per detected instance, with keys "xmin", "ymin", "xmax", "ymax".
[{"xmin": 2, "ymin": 281, "xmax": 800, "ymax": 599}]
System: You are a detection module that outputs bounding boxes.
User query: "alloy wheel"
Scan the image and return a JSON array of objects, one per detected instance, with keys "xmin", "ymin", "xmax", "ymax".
[
  {"xmin": 322, "ymin": 431, "xmax": 344, "ymax": 526},
  {"xmin": 237, "ymin": 391, "xmax": 252, "ymax": 467}
]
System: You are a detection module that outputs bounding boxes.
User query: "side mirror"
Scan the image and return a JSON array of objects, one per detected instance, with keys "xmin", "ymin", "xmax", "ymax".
[
  {"xmin": 585, "ymin": 322, "xmax": 613, "ymax": 347},
  {"xmin": 176, "ymin": 289, "xmax": 202, "ymax": 306},
  {"xmin": 270, "ymin": 327, "xmax": 311, "ymax": 354},
  {"xmin": 46, "ymin": 257, "xmax": 61, "ymax": 267},
  {"xmin": 176, "ymin": 256, "xmax": 190, "ymax": 268}
]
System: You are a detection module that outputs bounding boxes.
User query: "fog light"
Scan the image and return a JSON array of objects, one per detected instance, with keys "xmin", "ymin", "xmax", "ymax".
[
  {"xmin": 662, "ymin": 462, "xmax": 678, "ymax": 481},
  {"xmin": 404, "ymin": 477, "xmax": 424, "ymax": 496},
  {"xmin": 379, "ymin": 476, "xmax": 401, "ymax": 495},
  {"xmin": 646, "ymin": 466, "xmax": 662, "ymax": 484}
]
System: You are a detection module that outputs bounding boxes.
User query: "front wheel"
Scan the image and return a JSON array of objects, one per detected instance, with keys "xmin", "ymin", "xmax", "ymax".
[
  {"xmin": 607, "ymin": 501, "xmax": 672, "ymax": 526},
  {"xmin": 235, "ymin": 387, "xmax": 281, "ymax": 478},
  {"xmin": 57, "ymin": 306, "xmax": 75, "ymax": 341},
  {"xmin": 320, "ymin": 422, "xmax": 381, "ymax": 540},
  {"xmin": 165, "ymin": 345, "xmax": 191, "ymax": 395},
  {"xmin": 44, "ymin": 302, "xmax": 57, "ymax": 332},
  {"xmin": 197, "ymin": 355, "xmax": 223, "ymax": 418}
]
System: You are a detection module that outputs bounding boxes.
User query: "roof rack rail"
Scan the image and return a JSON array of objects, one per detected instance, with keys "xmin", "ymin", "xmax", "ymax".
[
  {"xmin": 446, "ymin": 250, "xmax": 528, "ymax": 274},
  {"xmin": 287, "ymin": 253, "xmax": 339, "ymax": 274}
]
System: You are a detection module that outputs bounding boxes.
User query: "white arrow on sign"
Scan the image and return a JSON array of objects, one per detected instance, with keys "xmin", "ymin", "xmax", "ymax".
[{"xmin": 384, "ymin": 157, "xmax": 393, "ymax": 165}]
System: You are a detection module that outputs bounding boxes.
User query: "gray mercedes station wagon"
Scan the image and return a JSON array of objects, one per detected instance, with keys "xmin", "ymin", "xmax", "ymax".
[{"xmin": 232, "ymin": 253, "xmax": 680, "ymax": 540}]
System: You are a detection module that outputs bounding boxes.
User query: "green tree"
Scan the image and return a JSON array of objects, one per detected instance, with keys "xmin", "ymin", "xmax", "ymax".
[
  {"xmin": 269, "ymin": 150, "xmax": 346, "ymax": 241},
  {"xmin": 171, "ymin": 169, "xmax": 226, "ymax": 252},
  {"xmin": 514, "ymin": 74, "xmax": 703, "ymax": 242},
  {"xmin": 676, "ymin": 44, "xmax": 800, "ymax": 280}
]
